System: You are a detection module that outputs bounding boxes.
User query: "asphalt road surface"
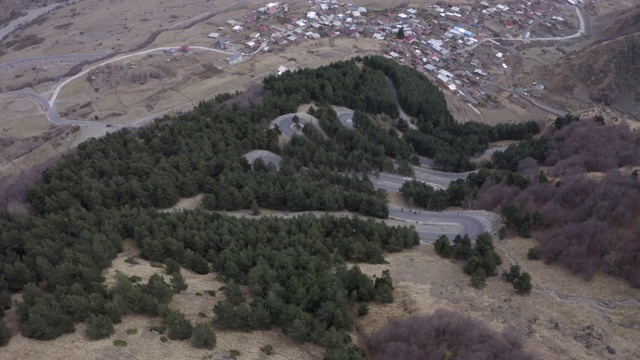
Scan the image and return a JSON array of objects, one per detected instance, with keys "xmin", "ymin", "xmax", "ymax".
[
  {"xmin": 332, "ymin": 106, "xmax": 354, "ymax": 129},
  {"xmin": 0, "ymin": 91, "xmax": 117, "ymax": 129},
  {"xmin": 242, "ymin": 149, "xmax": 496, "ymax": 242},
  {"xmin": 388, "ymin": 204, "xmax": 495, "ymax": 242},
  {"xmin": 243, "ymin": 150, "xmax": 282, "ymax": 169},
  {"xmin": 271, "ymin": 112, "xmax": 324, "ymax": 138}
]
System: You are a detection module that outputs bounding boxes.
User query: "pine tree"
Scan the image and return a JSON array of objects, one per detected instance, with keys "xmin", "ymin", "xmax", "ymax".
[
  {"xmin": 223, "ymin": 280, "xmax": 246, "ymax": 306},
  {"xmin": 397, "ymin": 27, "xmax": 405, "ymax": 39},
  {"xmin": 165, "ymin": 309, "xmax": 193, "ymax": 340},
  {"xmin": 170, "ymin": 271, "xmax": 188, "ymax": 293},
  {"xmin": 514, "ymin": 272, "xmax": 533, "ymax": 295},
  {"xmin": 0, "ymin": 318, "xmax": 11, "ymax": 347},
  {"xmin": 85, "ymin": 314, "xmax": 115, "ymax": 340},
  {"xmin": 434, "ymin": 235, "xmax": 451, "ymax": 257},
  {"xmin": 192, "ymin": 323, "xmax": 216, "ymax": 349},
  {"xmin": 470, "ymin": 268, "xmax": 487, "ymax": 289},
  {"xmin": 250, "ymin": 199, "xmax": 261, "ymax": 215}
]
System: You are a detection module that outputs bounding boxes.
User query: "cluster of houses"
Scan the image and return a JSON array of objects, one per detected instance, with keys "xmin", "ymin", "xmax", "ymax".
[{"xmin": 197, "ymin": 0, "xmax": 580, "ymax": 101}]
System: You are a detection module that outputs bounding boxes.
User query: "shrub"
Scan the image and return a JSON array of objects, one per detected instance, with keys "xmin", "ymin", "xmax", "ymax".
[
  {"xmin": 126, "ymin": 328, "xmax": 138, "ymax": 335},
  {"xmin": 0, "ymin": 318, "xmax": 11, "ymax": 347},
  {"xmin": 503, "ymin": 265, "xmax": 532, "ymax": 295},
  {"xmin": 470, "ymin": 268, "xmax": 487, "ymax": 289},
  {"xmin": 260, "ymin": 345, "xmax": 274, "ymax": 355},
  {"xmin": 160, "ymin": 336, "xmax": 168, "ymax": 342},
  {"xmin": 170, "ymin": 271, "xmax": 188, "ymax": 293},
  {"xmin": 514, "ymin": 272, "xmax": 533, "ymax": 295},
  {"xmin": 503, "ymin": 265, "xmax": 522, "ymax": 283},
  {"xmin": 434, "ymin": 235, "xmax": 451, "ymax": 257},
  {"xmin": 113, "ymin": 339, "xmax": 128, "ymax": 347},
  {"xmin": 357, "ymin": 302, "xmax": 369, "ymax": 317},
  {"xmin": 85, "ymin": 314, "xmax": 115, "ymax": 340},
  {"xmin": 150, "ymin": 325, "xmax": 166, "ymax": 334},
  {"xmin": 527, "ymin": 247, "xmax": 541, "ymax": 260},
  {"xmin": 229, "ymin": 349, "xmax": 241, "ymax": 359},
  {"xmin": 369, "ymin": 310, "xmax": 538, "ymax": 359},
  {"xmin": 206, "ymin": 290, "xmax": 216, "ymax": 297},
  {"xmin": 192, "ymin": 323, "xmax": 216, "ymax": 349},
  {"xmin": 498, "ymin": 226, "xmax": 507, "ymax": 239},
  {"xmin": 165, "ymin": 309, "xmax": 193, "ymax": 340},
  {"xmin": 164, "ymin": 258, "xmax": 181, "ymax": 274}
]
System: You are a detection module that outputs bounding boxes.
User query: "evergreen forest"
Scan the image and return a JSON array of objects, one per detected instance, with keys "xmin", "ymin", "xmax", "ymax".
[{"xmin": 0, "ymin": 56, "xmax": 545, "ymax": 356}]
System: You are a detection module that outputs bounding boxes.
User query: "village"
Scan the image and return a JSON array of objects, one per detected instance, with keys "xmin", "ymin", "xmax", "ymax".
[{"xmin": 168, "ymin": 0, "xmax": 585, "ymax": 117}]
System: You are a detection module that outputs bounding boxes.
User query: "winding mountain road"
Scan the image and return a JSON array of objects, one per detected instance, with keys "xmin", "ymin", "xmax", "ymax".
[
  {"xmin": 261, "ymin": 110, "xmax": 498, "ymax": 242},
  {"xmin": 0, "ymin": 45, "xmax": 233, "ymax": 129},
  {"xmin": 48, "ymin": 45, "xmax": 233, "ymax": 108},
  {"xmin": 1, "ymin": 91, "xmax": 116, "ymax": 129}
]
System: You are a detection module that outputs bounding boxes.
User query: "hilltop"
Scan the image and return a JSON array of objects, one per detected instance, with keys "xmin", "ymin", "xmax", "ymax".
[{"xmin": 539, "ymin": 6, "xmax": 640, "ymax": 118}]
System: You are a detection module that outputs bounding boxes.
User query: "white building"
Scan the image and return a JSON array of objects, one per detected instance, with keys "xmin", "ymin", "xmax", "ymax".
[{"xmin": 228, "ymin": 53, "xmax": 243, "ymax": 64}]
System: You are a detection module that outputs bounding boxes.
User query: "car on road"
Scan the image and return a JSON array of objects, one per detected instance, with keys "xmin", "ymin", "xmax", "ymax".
[{"xmin": 106, "ymin": 124, "xmax": 113, "ymax": 127}]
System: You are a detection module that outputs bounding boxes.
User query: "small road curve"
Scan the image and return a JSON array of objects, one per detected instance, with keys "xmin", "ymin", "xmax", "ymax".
[
  {"xmin": 483, "ymin": 145, "xmax": 509, "ymax": 156},
  {"xmin": 332, "ymin": 106, "xmax": 355, "ymax": 129},
  {"xmin": 48, "ymin": 45, "xmax": 233, "ymax": 108},
  {"xmin": 370, "ymin": 172, "xmax": 444, "ymax": 192},
  {"xmin": 243, "ymin": 150, "xmax": 282, "ymax": 169},
  {"xmin": 271, "ymin": 112, "xmax": 325, "ymax": 139},
  {"xmin": 412, "ymin": 166, "xmax": 474, "ymax": 188},
  {"xmin": 0, "ymin": 53, "xmax": 110, "ymax": 70},
  {"xmin": 388, "ymin": 204, "xmax": 497, "ymax": 242},
  {"xmin": 0, "ymin": 91, "xmax": 115, "ymax": 129}
]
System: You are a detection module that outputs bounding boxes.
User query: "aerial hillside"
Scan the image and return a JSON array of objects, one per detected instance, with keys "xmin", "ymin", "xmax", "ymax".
[
  {"xmin": 540, "ymin": 7, "xmax": 640, "ymax": 117},
  {"xmin": 595, "ymin": 4, "xmax": 640, "ymax": 42}
]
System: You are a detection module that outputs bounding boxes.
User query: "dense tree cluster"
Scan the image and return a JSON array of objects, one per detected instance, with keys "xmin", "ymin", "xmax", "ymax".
[
  {"xmin": 282, "ymin": 105, "xmax": 412, "ymax": 173},
  {"xmin": 263, "ymin": 59, "xmax": 398, "ymax": 117},
  {"xmin": 545, "ymin": 120, "xmax": 640, "ymax": 175},
  {"xmin": 491, "ymin": 138, "xmax": 549, "ymax": 172},
  {"xmin": 503, "ymin": 265, "xmax": 533, "ymax": 295},
  {"xmin": 434, "ymin": 232, "xmax": 502, "ymax": 288},
  {"xmin": 475, "ymin": 120, "xmax": 640, "ymax": 286},
  {"xmin": 400, "ymin": 179, "xmax": 476, "ymax": 210},
  {"xmin": 0, "ymin": 63, "xmax": 432, "ymax": 351},
  {"xmin": 399, "ymin": 168, "xmax": 531, "ymax": 211},
  {"xmin": 553, "ymin": 113, "xmax": 580, "ymax": 129},
  {"xmin": 362, "ymin": 56, "xmax": 541, "ymax": 171},
  {"xmin": 0, "ymin": 54, "xmax": 553, "ymax": 353},
  {"xmin": 369, "ymin": 309, "xmax": 539, "ymax": 360}
]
